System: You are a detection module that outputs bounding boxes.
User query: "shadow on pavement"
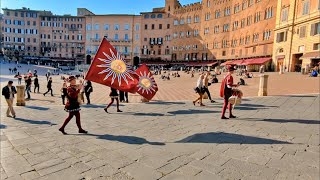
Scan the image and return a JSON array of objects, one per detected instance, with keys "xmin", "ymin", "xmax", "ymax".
[
  {"xmin": 168, "ymin": 109, "xmax": 216, "ymax": 115},
  {"xmin": 14, "ymin": 117, "xmax": 57, "ymax": 126},
  {"xmin": 86, "ymin": 134, "xmax": 165, "ymax": 145},
  {"xmin": 0, "ymin": 124, "xmax": 7, "ymax": 129},
  {"xmin": 146, "ymin": 101, "xmax": 186, "ymax": 105},
  {"xmin": 239, "ymin": 118, "xmax": 320, "ymax": 124},
  {"xmin": 130, "ymin": 112, "xmax": 165, "ymax": 116},
  {"xmin": 24, "ymin": 106, "xmax": 50, "ymax": 111},
  {"xmin": 176, "ymin": 132, "xmax": 291, "ymax": 144},
  {"xmin": 31, "ymin": 99, "xmax": 55, "ymax": 103}
]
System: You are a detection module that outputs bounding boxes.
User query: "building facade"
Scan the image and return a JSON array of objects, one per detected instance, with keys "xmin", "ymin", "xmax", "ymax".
[
  {"xmin": 140, "ymin": 8, "xmax": 172, "ymax": 63},
  {"xmin": 80, "ymin": 8, "xmax": 141, "ymax": 65},
  {"xmin": 2, "ymin": 8, "xmax": 41, "ymax": 58},
  {"xmin": 39, "ymin": 14, "xmax": 86, "ymax": 59},
  {"xmin": 272, "ymin": 0, "xmax": 320, "ymax": 72}
]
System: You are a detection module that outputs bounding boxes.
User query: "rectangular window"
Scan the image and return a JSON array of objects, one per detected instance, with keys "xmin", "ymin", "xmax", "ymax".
[
  {"xmin": 159, "ymin": 24, "xmax": 162, "ymax": 29},
  {"xmin": 145, "ymin": 24, "xmax": 148, "ymax": 30},
  {"xmin": 104, "ymin": 24, "xmax": 110, "ymax": 30},
  {"xmin": 124, "ymin": 24, "xmax": 130, "ymax": 30},
  {"xmin": 135, "ymin": 24, "xmax": 140, "ymax": 31},
  {"xmin": 281, "ymin": 8, "xmax": 288, "ymax": 22},
  {"xmin": 313, "ymin": 43, "xmax": 320, "ymax": 50},
  {"xmin": 114, "ymin": 24, "xmax": 120, "ymax": 30},
  {"xmin": 299, "ymin": 26, "xmax": 306, "ymax": 38},
  {"xmin": 152, "ymin": 24, "xmax": 155, "ymax": 29},
  {"xmin": 302, "ymin": 1, "xmax": 310, "ymax": 15},
  {"xmin": 95, "ymin": 24, "xmax": 99, "ymax": 30},
  {"xmin": 86, "ymin": 24, "xmax": 91, "ymax": 30},
  {"xmin": 276, "ymin": 31, "xmax": 288, "ymax": 42},
  {"xmin": 124, "ymin": 34, "xmax": 129, "ymax": 41},
  {"xmin": 310, "ymin": 22, "xmax": 320, "ymax": 36},
  {"xmin": 167, "ymin": 24, "xmax": 170, "ymax": 29}
]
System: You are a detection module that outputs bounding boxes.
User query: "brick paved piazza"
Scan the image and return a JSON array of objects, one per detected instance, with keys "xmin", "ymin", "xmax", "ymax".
[{"xmin": 0, "ymin": 63, "xmax": 319, "ymax": 180}]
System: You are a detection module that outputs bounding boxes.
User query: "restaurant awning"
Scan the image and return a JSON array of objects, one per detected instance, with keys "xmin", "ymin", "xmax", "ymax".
[
  {"xmin": 242, "ymin": 57, "xmax": 272, "ymax": 65},
  {"xmin": 220, "ymin": 60, "xmax": 244, "ymax": 66},
  {"xmin": 300, "ymin": 51, "xmax": 320, "ymax": 59}
]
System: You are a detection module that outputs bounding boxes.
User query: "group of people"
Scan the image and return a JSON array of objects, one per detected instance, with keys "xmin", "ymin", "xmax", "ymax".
[{"xmin": 193, "ymin": 66, "xmax": 240, "ymax": 119}]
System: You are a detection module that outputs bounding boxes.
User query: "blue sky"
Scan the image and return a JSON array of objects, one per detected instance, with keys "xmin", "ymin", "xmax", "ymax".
[{"xmin": 1, "ymin": 0, "xmax": 199, "ymax": 15}]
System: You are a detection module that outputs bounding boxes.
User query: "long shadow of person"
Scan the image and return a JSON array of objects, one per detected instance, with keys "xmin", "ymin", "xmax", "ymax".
[{"xmin": 85, "ymin": 133, "xmax": 165, "ymax": 145}]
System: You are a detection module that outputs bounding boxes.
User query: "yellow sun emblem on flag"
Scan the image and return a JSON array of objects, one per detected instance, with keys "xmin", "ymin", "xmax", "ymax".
[
  {"xmin": 97, "ymin": 48, "xmax": 135, "ymax": 86},
  {"xmin": 137, "ymin": 71, "xmax": 157, "ymax": 94}
]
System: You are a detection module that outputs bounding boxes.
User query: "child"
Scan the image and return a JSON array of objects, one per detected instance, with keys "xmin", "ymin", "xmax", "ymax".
[{"xmin": 104, "ymin": 87, "xmax": 122, "ymax": 113}]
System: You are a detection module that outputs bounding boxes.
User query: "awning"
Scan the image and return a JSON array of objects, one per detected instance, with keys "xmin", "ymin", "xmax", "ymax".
[
  {"xmin": 242, "ymin": 57, "xmax": 272, "ymax": 65},
  {"xmin": 220, "ymin": 60, "xmax": 244, "ymax": 66},
  {"xmin": 300, "ymin": 51, "xmax": 320, "ymax": 59}
]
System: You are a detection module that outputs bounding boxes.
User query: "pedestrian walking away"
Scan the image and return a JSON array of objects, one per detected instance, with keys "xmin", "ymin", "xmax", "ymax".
[
  {"xmin": 61, "ymin": 81, "xmax": 68, "ymax": 105},
  {"xmin": 220, "ymin": 65, "xmax": 240, "ymax": 119},
  {"xmin": 43, "ymin": 77, "xmax": 53, "ymax": 96},
  {"xmin": 2, "ymin": 81, "xmax": 17, "ymax": 118},
  {"xmin": 25, "ymin": 76, "xmax": 32, "ymax": 100},
  {"xmin": 203, "ymin": 71, "xmax": 216, "ymax": 103},
  {"xmin": 104, "ymin": 87, "xmax": 122, "ymax": 113},
  {"xmin": 193, "ymin": 74, "xmax": 205, "ymax": 106},
  {"xmin": 34, "ymin": 75, "xmax": 40, "ymax": 93},
  {"xmin": 59, "ymin": 76, "xmax": 87, "ymax": 135},
  {"xmin": 84, "ymin": 80, "xmax": 93, "ymax": 104}
]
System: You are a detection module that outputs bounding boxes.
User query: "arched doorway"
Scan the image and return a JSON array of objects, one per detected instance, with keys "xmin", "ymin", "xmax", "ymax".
[
  {"xmin": 86, "ymin": 55, "xmax": 92, "ymax": 64},
  {"xmin": 133, "ymin": 56, "xmax": 140, "ymax": 67}
]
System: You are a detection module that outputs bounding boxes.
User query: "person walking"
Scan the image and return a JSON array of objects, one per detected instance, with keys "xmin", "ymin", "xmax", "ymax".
[
  {"xmin": 43, "ymin": 77, "xmax": 53, "ymax": 96},
  {"xmin": 84, "ymin": 80, "xmax": 93, "ymax": 105},
  {"xmin": 45, "ymin": 72, "xmax": 50, "ymax": 81},
  {"xmin": 203, "ymin": 71, "xmax": 216, "ymax": 103},
  {"xmin": 59, "ymin": 76, "xmax": 87, "ymax": 135},
  {"xmin": 104, "ymin": 87, "xmax": 122, "ymax": 113},
  {"xmin": 25, "ymin": 76, "xmax": 32, "ymax": 100},
  {"xmin": 61, "ymin": 81, "xmax": 68, "ymax": 105},
  {"xmin": 193, "ymin": 74, "xmax": 205, "ymax": 106},
  {"xmin": 2, "ymin": 81, "xmax": 17, "ymax": 118},
  {"xmin": 34, "ymin": 75, "xmax": 40, "ymax": 93},
  {"xmin": 220, "ymin": 66, "xmax": 240, "ymax": 119}
]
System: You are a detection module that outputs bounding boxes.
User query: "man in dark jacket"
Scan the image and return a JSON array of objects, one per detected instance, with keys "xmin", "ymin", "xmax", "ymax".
[
  {"xmin": 25, "ymin": 76, "xmax": 32, "ymax": 99},
  {"xmin": 2, "ymin": 81, "xmax": 16, "ymax": 118},
  {"xmin": 84, "ymin": 80, "xmax": 93, "ymax": 104},
  {"xmin": 34, "ymin": 75, "xmax": 40, "ymax": 93},
  {"xmin": 43, "ymin": 77, "xmax": 53, "ymax": 96}
]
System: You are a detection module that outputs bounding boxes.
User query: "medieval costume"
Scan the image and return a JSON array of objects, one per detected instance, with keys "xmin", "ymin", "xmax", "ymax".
[
  {"xmin": 220, "ymin": 66, "xmax": 239, "ymax": 119},
  {"xmin": 59, "ymin": 76, "xmax": 87, "ymax": 135}
]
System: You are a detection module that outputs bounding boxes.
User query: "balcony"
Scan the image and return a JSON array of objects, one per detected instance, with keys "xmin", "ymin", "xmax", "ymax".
[{"xmin": 108, "ymin": 39, "xmax": 132, "ymax": 43}]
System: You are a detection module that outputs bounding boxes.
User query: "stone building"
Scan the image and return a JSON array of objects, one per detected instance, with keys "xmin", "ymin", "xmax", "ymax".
[
  {"xmin": 80, "ymin": 8, "xmax": 141, "ymax": 65},
  {"xmin": 2, "ymin": 7, "xmax": 41, "ymax": 58},
  {"xmin": 272, "ymin": 0, "xmax": 320, "ymax": 72},
  {"xmin": 140, "ymin": 8, "xmax": 173, "ymax": 63}
]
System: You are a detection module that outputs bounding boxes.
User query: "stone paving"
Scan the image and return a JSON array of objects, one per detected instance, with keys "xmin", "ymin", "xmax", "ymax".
[{"xmin": 0, "ymin": 94, "xmax": 319, "ymax": 180}]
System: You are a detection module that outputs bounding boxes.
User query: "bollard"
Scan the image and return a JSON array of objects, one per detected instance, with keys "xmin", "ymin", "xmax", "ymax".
[
  {"xmin": 258, "ymin": 74, "xmax": 269, "ymax": 96},
  {"xmin": 16, "ymin": 85, "xmax": 26, "ymax": 106}
]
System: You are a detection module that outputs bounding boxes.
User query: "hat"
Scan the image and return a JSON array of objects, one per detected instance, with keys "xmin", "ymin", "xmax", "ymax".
[
  {"xmin": 68, "ymin": 76, "xmax": 76, "ymax": 82},
  {"xmin": 228, "ymin": 65, "xmax": 236, "ymax": 72}
]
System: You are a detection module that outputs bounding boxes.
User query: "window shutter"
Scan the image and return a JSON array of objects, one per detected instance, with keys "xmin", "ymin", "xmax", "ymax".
[
  {"xmin": 310, "ymin": 24, "xmax": 315, "ymax": 36},
  {"xmin": 276, "ymin": 33, "xmax": 280, "ymax": 42},
  {"xmin": 284, "ymin": 31, "xmax": 287, "ymax": 41}
]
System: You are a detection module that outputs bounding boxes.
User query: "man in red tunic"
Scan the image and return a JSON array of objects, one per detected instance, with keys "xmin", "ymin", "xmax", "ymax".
[{"xmin": 220, "ymin": 66, "xmax": 239, "ymax": 119}]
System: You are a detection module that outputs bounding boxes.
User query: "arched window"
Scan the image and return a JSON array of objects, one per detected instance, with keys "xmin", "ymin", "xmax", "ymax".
[
  {"xmin": 157, "ymin": 14, "xmax": 163, "ymax": 18},
  {"xmin": 151, "ymin": 14, "xmax": 156, "ymax": 18},
  {"xmin": 144, "ymin": 14, "xmax": 149, "ymax": 19}
]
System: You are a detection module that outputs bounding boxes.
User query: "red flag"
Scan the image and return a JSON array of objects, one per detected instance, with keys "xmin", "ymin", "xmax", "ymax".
[
  {"xmin": 135, "ymin": 64, "xmax": 158, "ymax": 100},
  {"xmin": 85, "ymin": 38, "xmax": 138, "ymax": 93}
]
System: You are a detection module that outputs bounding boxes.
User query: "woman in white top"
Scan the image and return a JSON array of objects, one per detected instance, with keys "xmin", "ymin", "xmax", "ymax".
[{"xmin": 193, "ymin": 74, "xmax": 205, "ymax": 106}]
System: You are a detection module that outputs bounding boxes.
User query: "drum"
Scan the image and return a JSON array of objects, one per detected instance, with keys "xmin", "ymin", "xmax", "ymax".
[{"xmin": 229, "ymin": 89, "xmax": 243, "ymax": 105}]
